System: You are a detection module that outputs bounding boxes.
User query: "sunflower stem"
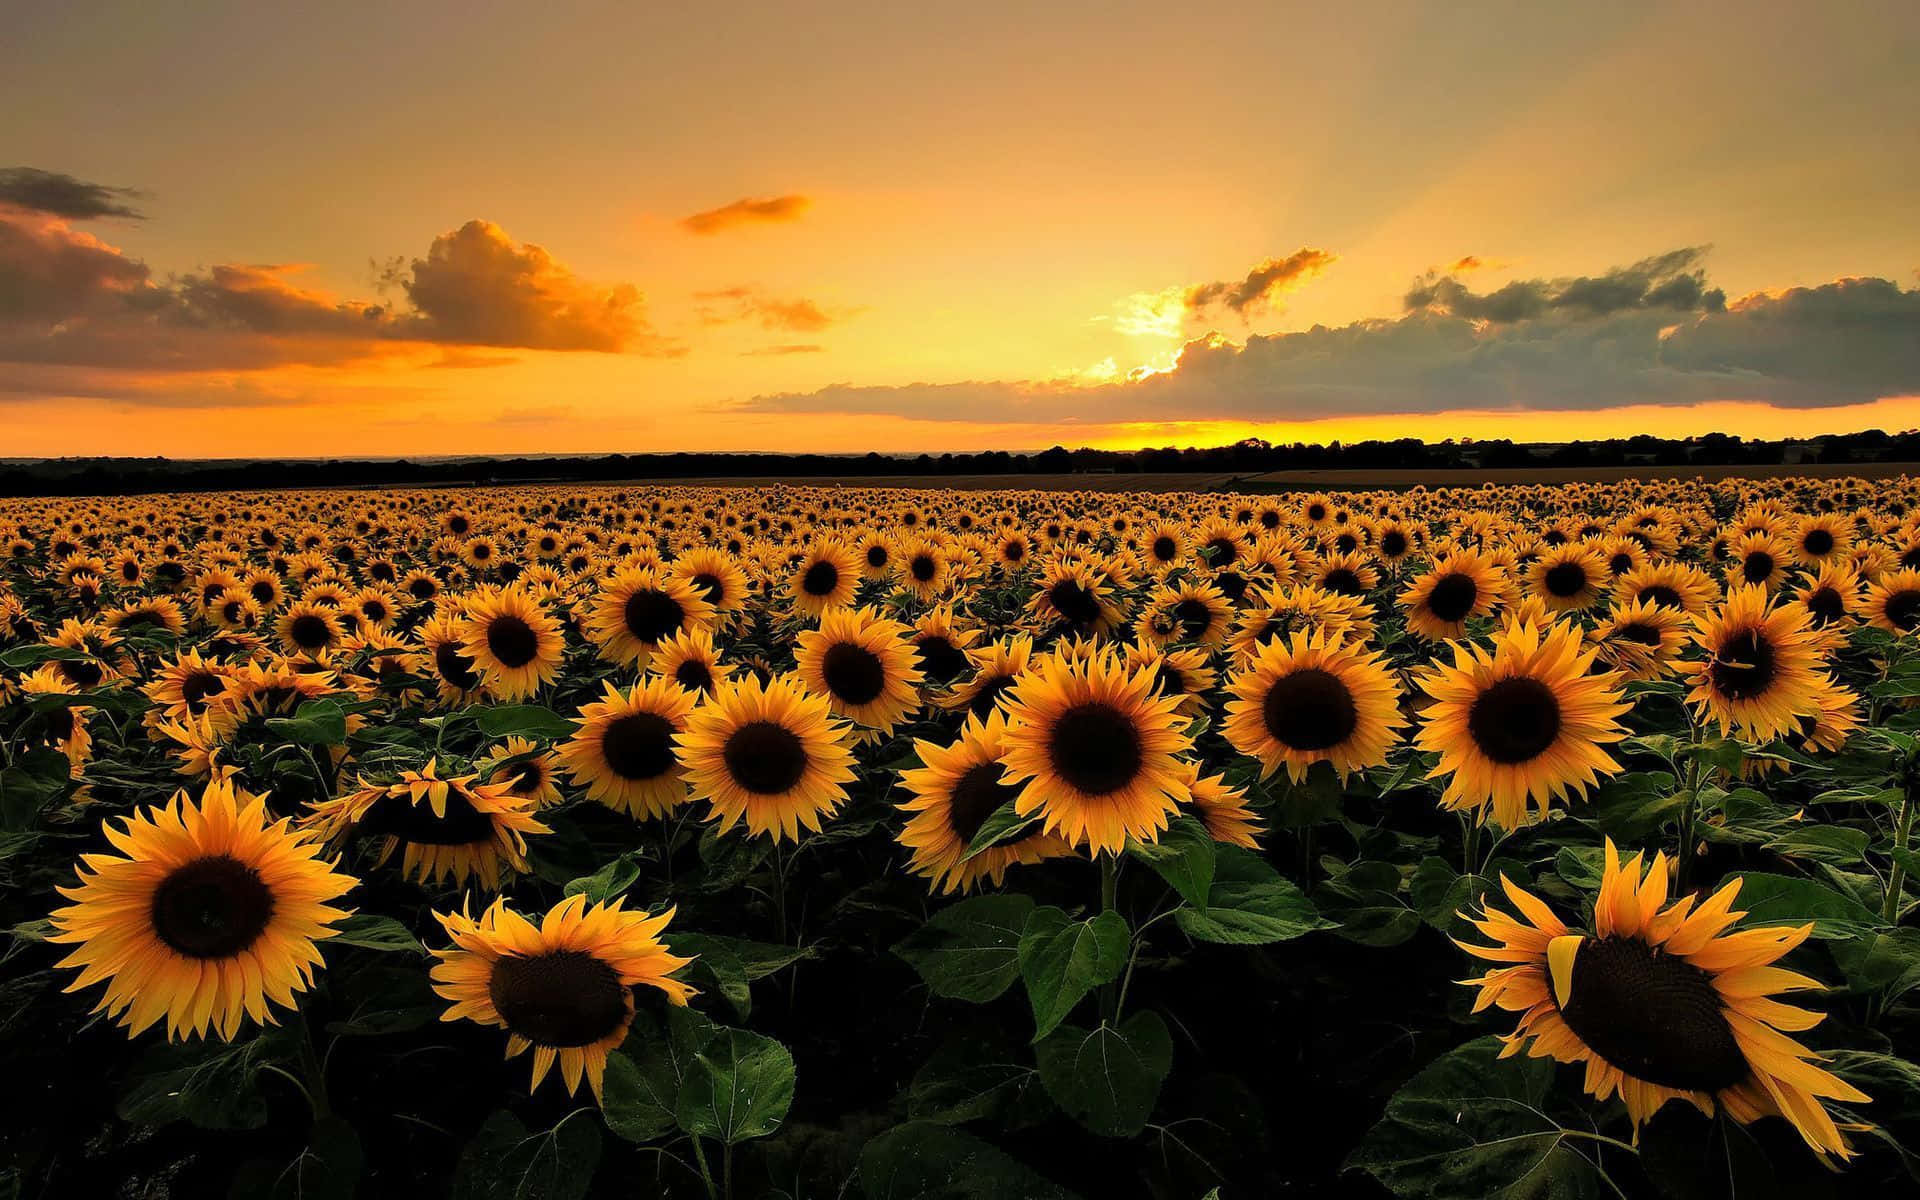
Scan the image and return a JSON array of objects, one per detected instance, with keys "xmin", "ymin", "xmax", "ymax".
[
  {"xmin": 295, "ymin": 1013, "xmax": 333, "ymax": 1120},
  {"xmin": 1462, "ymin": 816, "xmax": 1482, "ymax": 878},
  {"xmin": 690, "ymin": 1134, "xmax": 719, "ymax": 1200},
  {"xmin": 1884, "ymin": 768, "xmax": 1916, "ymax": 925},
  {"xmin": 1099, "ymin": 852, "xmax": 1121, "ymax": 1022}
]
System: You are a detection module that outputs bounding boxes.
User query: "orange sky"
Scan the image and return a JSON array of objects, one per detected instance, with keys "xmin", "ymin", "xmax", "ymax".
[{"xmin": 3, "ymin": 2, "xmax": 1917, "ymax": 458}]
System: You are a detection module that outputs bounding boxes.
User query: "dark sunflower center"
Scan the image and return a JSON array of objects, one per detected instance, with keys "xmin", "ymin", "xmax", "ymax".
[
  {"xmin": 1558, "ymin": 936, "xmax": 1748, "ymax": 1092},
  {"xmin": 289, "ymin": 613, "xmax": 332, "ymax": 649},
  {"xmin": 1806, "ymin": 587, "xmax": 1845, "ymax": 624},
  {"xmin": 508, "ymin": 761, "xmax": 545, "ymax": 793},
  {"xmin": 488, "ymin": 950, "xmax": 629, "ymax": 1048},
  {"xmin": 1886, "ymin": 590, "xmax": 1920, "ymax": 632},
  {"xmin": 601, "ymin": 711, "xmax": 677, "ymax": 780},
  {"xmin": 1153, "ymin": 665, "xmax": 1187, "ymax": 697},
  {"xmin": 967, "ymin": 675, "xmax": 1018, "ymax": 720},
  {"xmin": 916, "ymin": 636, "xmax": 969, "ymax": 684},
  {"xmin": 948, "ymin": 762, "xmax": 1022, "ymax": 844},
  {"xmin": 409, "ymin": 577, "xmax": 438, "ymax": 600},
  {"xmin": 802, "ymin": 561, "xmax": 840, "ymax": 596},
  {"xmin": 723, "ymin": 720, "xmax": 809, "ymax": 794},
  {"xmin": 1206, "ymin": 537, "xmax": 1238, "ymax": 566},
  {"xmin": 1048, "ymin": 580, "xmax": 1102, "ymax": 625},
  {"xmin": 149, "ymin": 854, "xmax": 276, "ymax": 959},
  {"xmin": 692, "ymin": 573, "xmax": 724, "ymax": 603},
  {"xmin": 622, "ymin": 588, "xmax": 684, "ymax": 643},
  {"xmin": 1262, "ymin": 667, "xmax": 1358, "ymax": 751},
  {"xmin": 1544, "ymin": 562, "xmax": 1589, "ymax": 598},
  {"xmin": 1466, "ymin": 676, "xmax": 1562, "ymax": 764},
  {"xmin": 1152, "ymin": 536, "xmax": 1178, "ymax": 562},
  {"xmin": 674, "ymin": 659, "xmax": 715, "ymax": 693},
  {"xmin": 1425, "ymin": 573, "xmax": 1479, "ymax": 623},
  {"xmin": 1802, "ymin": 528, "xmax": 1834, "ymax": 556},
  {"xmin": 1640, "ymin": 585, "xmax": 1682, "ymax": 609},
  {"xmin": 866, "ymin": 545, "xmax": 889, "ymax": 568},
  {"xmin": 822, "ymin": 642, "xmax": 887, "ymax": 705},
  {"xmin": 1615, "ymin": 622, "xmax": 1662, "ymax": 646},
  {"xmin": 1381, "ymin": 531, "xmax": 1408, "ymax": 557},
  {"xmin": 1306, "ymin": 504, "xmax": 1326, "ymax": 521},
  {"xmin": 1215, "ymin": 572, "xmax": 1249, "ymax": 603},
  {"xmin": 1174, "ymin": 598, "xmax": 1213, "ymax": 639},
  {"xmin": 45, "ymin": 706, "xmax": 76, "ymax": 741},
  {"xmin": 1048, "ymin": 703, "xmax": 1142, "ymax": 796},
  {"xmin": 59, "ymin": 659, "xmax": 104, "ymax": 688},
  {"xmin": 358, "ymin": 788, "xmax": 499, "ymax": 845},
  {"xmin": 1322, "ymin": 568, "xmax": 1362, "ymax": 596},
  {"xmin": 1741, "ymin": 552, "xmax": 1775, "ymax": 584},
  {"xmin": 910, "ymin": 555, "xmax": 938, "ymax": 583},
  {"xmin": 486, "ymin": 615, "xmax": 539, "ymax": 668},
  {"xmin": 1709, "ymin": 629, "xmax": 1777, "ymax": 700},
  {"xmin": 434, "ymin": 641, "xmax": 482, "ymax": 690}
]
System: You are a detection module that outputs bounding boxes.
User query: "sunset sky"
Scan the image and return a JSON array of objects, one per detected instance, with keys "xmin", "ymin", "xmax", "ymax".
[{"xmin": 4, "ymin": 1, "xmax": 1917, "ymax": 458}]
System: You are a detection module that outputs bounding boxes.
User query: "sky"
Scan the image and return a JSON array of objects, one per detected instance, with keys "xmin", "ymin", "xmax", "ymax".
[{"xmin": 2, "ymin": 0, "xmax": 1918, "ymax": 458}]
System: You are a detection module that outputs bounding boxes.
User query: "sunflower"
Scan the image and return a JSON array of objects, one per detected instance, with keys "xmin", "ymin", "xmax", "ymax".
[
  {"xmin": 431, "ymin": 894, "xmax": 694, "ymax": 1101},
  {"xmin": 677, "ymin": 674, "xmax": 858, "ymax": 841},
  {"xmin": 556, "ymin": 678, "xmax": 698, "ymax": 819},
  {"xmin": 943, "ymin": 635, "xmax": 1034, "ymax": 720},
  {"xmin": 142, "ymin": 649, "xmax": 233, "ymax": 722},
  {"xmin": 793, "ymin": 605, "xmax": 924, "ymax": 735},
  {"xmin": 1416, "ymin": 621, "xmax": 1630, "ymax": 829},
  {"xmin": 459, "ymin": 587, "xmax": 564, "ymax": 701},
  {"xmin": 1178, "ymin": 762, "xmax": 1263, "ymax": 848},
  {"xmin": 788, "ymin": 539, "xmax": 861, "ymax": 620},
  {"xmin": 20, "ymin": 663, "xmax": 93, "ymax": 767},
  {"xmin": 1310, "ymin": 549, "xmax": 1380, "ymax": 597},
  {"xmin": 897, "ymin": 711, "xmax": 1068, "ymax": 894},
  {"xmin": 418, "ymin": 612, "xmax": 489, "ymax": 707},
  {"xmin": 584, "ymin": 568, "xmax": 714, "ymax": 669},
  {"xmin": 1687, "ymin": 586, "xmax": 1826, "ymax": 742},
  {"xmin": 1026, "ymin": 558, "xmax": 1122, "ymax": 640},
  {"xmin": 48, "ymin": 776, "xmax": 356, "ymax": 1040},
  {"xmin": 1141, "ymin": 522, "xmax": 1189, "ymax": 573},
  {"xmin": 1586, "ymin": 598, "xmax": 1689, "ymax": 681},
  {"xmin": 893, "ymin": 535, "xmax": 952, "ymax": 603},
  {"xmin": 106, "ymin": 596, "xmax": 187, "ymax": 638},
  {"xmin": 1134, "ymin": 579, "xmax": 1233, "ymax": 649},
  {"xmin": 648, "ymin": 624, "xmax": 732, "ymax": 698},
  {"xmin": 1792, "ymin": 560, "xmax": 1862, "ymax": 633},
  {"xmin": 1862, "ymin": 567, "xmax": 1920, "ymax": 635},
  {"xmin": 479, "ymin": 736, "xmax": 564, "ymax": 809},
  {"xmin": 997, "ymin": 648, "xmax": 1193, "ymax": 856},
  {"xmin": 305, "ymin": 760, "xmax": 548, "ymax": 889},
  {"xmin": 1614, "ymin": 560, "xmax": 1720, "ymax": 616},
  {"xmin": 667, "ymin": 547, "xmax": 751, "ymax": 623},
  {"xmin": 1399, "ymin": 549, "xmax": 1508, "ymax": 641},
  {"xmin": 1223, "ymin": 630, "xmax": 1404, "ymax": 783},
  {"xmin": 1725, "ymin": 531, "xmax": 1794, "ymax": 593},
  {"xmin": 1791, "ymin": 513, "xmax": 1853, "ymax": 566},
  {"xmin": 1527, "ymin": 544, "xmax": 1610, "ymax": 613},
  {"xmin": 1458, "ymin": 840, "xmax": 1868, "ymax": 1161},
  {"xmin": 1124, "ymin": 643, "xmax": 1217, "ymax": 718}
]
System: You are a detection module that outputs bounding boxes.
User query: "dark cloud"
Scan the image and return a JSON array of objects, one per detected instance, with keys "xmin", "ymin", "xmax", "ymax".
[
  {"xmin": 0, "ymin": 167, "xmax": 146, "ymax": 220},
  {"xmin": 0, "ymin": 209, "xmax": 674, "ymax": 371},
  {"xmin": 1405, "ymin": 246, "xmax": 1726, "ymax": 322},
  {"xmin": 740, "ymin": 253, "xmax": 1920, "ymax": 426},
  {"xmin": 1184, "ymin": 248, "xmax": 1335, "ymax": 320},
  {"xmin": 679, "ymin": 194, "xmax": 811, "ymax": 235}
]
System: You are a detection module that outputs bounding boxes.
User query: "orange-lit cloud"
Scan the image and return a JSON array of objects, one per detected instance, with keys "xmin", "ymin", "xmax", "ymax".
[
  {"xmin": 1185, "ymin": 248, "xmax": 1336, "ymax": 321},
  {"xmin": 694, "ymin": 286, "xmax": 851, "ymax": 334},
  {"xmin": 740, "ymin": 343, "xmax": 825, "ymax": 356},
  {"xmin": 678, "ymin": 194, "xmax": 811, "ymax": 235}
]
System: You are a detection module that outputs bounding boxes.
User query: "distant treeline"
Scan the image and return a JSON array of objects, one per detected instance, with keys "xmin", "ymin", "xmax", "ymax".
[{"xmin": 5, "ymin": 430, "xmax": 1920, "ymax": 496}]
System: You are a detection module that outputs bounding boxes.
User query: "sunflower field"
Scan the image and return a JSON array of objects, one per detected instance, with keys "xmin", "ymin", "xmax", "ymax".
[{"xmin": 4, "ymin": 479, "xmax": 1920, "ymax": 1199}]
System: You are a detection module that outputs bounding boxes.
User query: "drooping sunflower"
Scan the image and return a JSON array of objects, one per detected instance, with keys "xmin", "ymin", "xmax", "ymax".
[
  {"xmin": 20, "ymin": 664, "xmax": 94, "ymax": 767},
  {"xmin": 556, "ymin": 678, "xmax": 698, "ymax": 819},
  {"xmin": 431, "ymin": 894, "xmax": 694, "ymax": 1101},
  {"xmin": 1416, "ymin": 621, "xmax": 1631, "ymax": 829},
  {"xmin": 677, "ymin": 674, "xmax": 858, "ymax": 841},
  {"xmin": 585, "ymin": 568, "xmax": 715, "ymax": 669},
  {"xmin": 897, "ymin": 710, "xmax": 1067, "ymax": 894},
  {"xmin": 996, "ymin": 647, "xmax": 1193, "ymax": 856},
  {"xmin": 793, "ymin": 605, "xmax": 924, "ymax": 735},
  {"xmin": 1458, "ymin": 840, "xmax": 1868, "ymax": 1161},
  {"xmin": 1399, "ymin": 549, "xmax": 1508, "ymax": 641},
  {"xmin": 459, "ymin": 587, "xmax": 564, "ymax": 701},
  {"xmin": 1686, "ymin": 586, "xmax": 1826, "ymax": 742},
  {"xmin": 478, "ymin": 735, "xmax": 564, "ymax": 809},
  {"xmin": 305, "ymin": 760, "xmax": 549, "ymax": 889},
  {"xmin": 49, "ymin": 776, "xmax": 357, "ymax": 1040},
  {"xmin": 1527, "ymin": 543, "xmax": 1610, "ymax": 613},
  {"xmin": 787, "ymin": 539, "xmax": 861, "ymax": 620},
  {"xmin": 1223, "ymin": 630, "xmax": 1404, "ymax": 782},
  {"xmin": 1862, "ymin": 567, "xmax": 1920, "ymax": 635}
]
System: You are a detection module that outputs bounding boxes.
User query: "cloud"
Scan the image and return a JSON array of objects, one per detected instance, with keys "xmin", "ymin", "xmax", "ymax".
[
  {"xmin": 738, "ymin": 252, "xmax": 1920, "ymax": 426},
  {"xmin": 1184, "ymin": 248, "xmax": 1336, "ymax": 321},
  {"xmin": 0, "ymin": 208, "xmax": 674, "ymax": 372},
  {"xmin": 1404, "ymin": 247, "xmax": 1725, "ymax": 323},
  {"xmin": 0, "ymin": 167, "xmax": 146, "ymax": 220},
  {"xmin": 695, "ymin": 286, "xmax": 849, "ymax": 333},
  {"xmin": 741, "ymin": 343, "xmax": 826, "ymax": 356},
  {"xmin": 679, "ymin": 194, "xmax": 811, "ymax": 235}
]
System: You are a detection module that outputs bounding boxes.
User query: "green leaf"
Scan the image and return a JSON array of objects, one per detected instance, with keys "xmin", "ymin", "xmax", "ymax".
[
  {"xmin": 1764, "ymin": 824, "xmax": 1871, "ymax": 866},
  {"xmin": 1034, "ymin": 1011, "xmax": 1173, "ymax": 1138},
  {"xmin": 116, "ymin": 1029, "xmax": 294, "ymax": 1130},
  {"xmin": 1554, "ymin": 845, "xmax": 1605, "ymax": 890},
  {"xmin": 906, "ymin": 1038, "xmax": 1053, "ymax": 1129},
  {"xmin": 671, "ymin": 932, "xmax": 811, "ymax": 1019},
  {"xmin": 895, "ymin": 893, "xmax": 1035, "ymax": 1003},
  {"xmin": 562, "ymin": 852, "xmax": 643, "ymax": 904},
  {"xmin": 1348, "ymin": 1036, "xmax": 1615, "ymax": 1200},
  {"xmin": 325, "ymin": 964, "xmax": 438, "ymax": 1037},
  {"xmin": 453, "ymin": 1110, "xmax": 601, "ymax": 1200},
  {"xmin": 1590, "ymin": 771, "xmax": 1685, "ymax": 838},
  {"xmin": 1727, "ymin": 871, "xmax": 1884, "ymax": 939},
  {"xmin": 471, "ymin": 704, "xmax": 576, "ymax": 740},
  {"xmin": 329, "ymin": 913, "xmax": 422, "ymax": 953},
  {"xmin": 265, "ymin": 698, "xmax": 348, "ymax": 745},
  {"xmin": 674, "ymin": 1025, "xmax": 796, "ymax": 1144},
  {"xmin": 0, "ymin": 643, "xmax": 90, "ymax": 669},
  {"xmin": 1018, "ymin": 907, "xmax": 1129, "ymax": 1040},
  {"xmin": 859, "ymin": 1121, "xmax": 1082, "ymax": 1200},
  {"xmin": 1125, "ymin": 816, "xmax": 1215, "ymax": 907},
  {"xmin": 603, "ymin": 1007, "xmax": 717, "ymax": 1144},
  {"xmin": 1175, "ymin": 844, "xmax": 1332, "ymax": 945},
  {"xmin": 0, "ymin": 747, "xmax": 71, "ymax": 831},
  {"xmin": 1831, "ymin": 927, "xmax": 1920, "ymax": 1001},
  {"xmin": 960, "ymin": 799, "xmax": 1041, "ymax": 861},
  {"xmin": 228, "ymin": 1116, "xmax": 363, "ymax": 1200}
]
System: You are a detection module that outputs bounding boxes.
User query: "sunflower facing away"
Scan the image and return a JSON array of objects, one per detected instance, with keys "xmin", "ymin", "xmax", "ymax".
[
  {"xmin": 677, "ymin": 673, "xmax": 858, "ymax": 841},
  {"xmin": 898, "ymin": 710, "xmax": 1068, "ymax": 894},
  {"xmin": 431, "ymin": 894, "xmax": 694, "ymax": 1101},
  {"xmin": 997, "ymin": 647, "xmax": 1193, "ymax": 856},
  {"xmin": 1223, "ymin": 630, "xmax": 1405, "ymax": 783},
  {"xmin": 556, "ymin": 677, "xmax": 699, "ymax": 818},
  {"xmin": 305, "ymin": 760, "xmax": 549, "ymax": 889},
  {"xmin": 1458, "ymin": 840, "xmax": 1868, "ymax": 1161},
  {"xmin": 49, "ymin": 776, "xmax": 357, "ymax": 1040},
  {"xmin": 1416, "ymin": 621, "xmax": 1630, "ymax": 829}
]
